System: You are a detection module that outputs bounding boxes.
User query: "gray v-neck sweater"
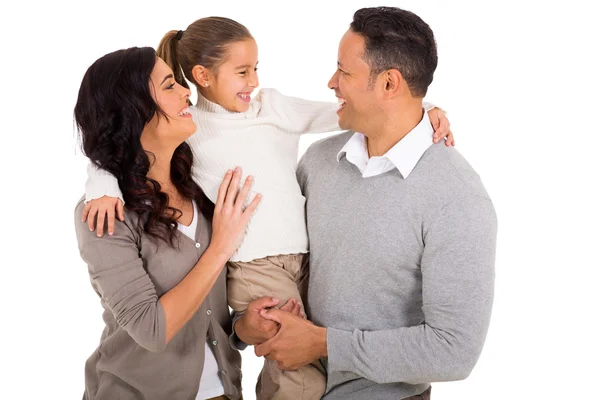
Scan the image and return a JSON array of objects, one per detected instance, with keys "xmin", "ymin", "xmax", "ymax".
[{"xmin": 297, "ymin": 132, "xmax": 497, "ymax": 400}]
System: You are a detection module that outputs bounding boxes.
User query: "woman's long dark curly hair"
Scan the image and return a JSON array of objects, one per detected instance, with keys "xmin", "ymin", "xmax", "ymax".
[{"xmin": 74, "ymin": 46, "xmax": 213, "ymax": 246}]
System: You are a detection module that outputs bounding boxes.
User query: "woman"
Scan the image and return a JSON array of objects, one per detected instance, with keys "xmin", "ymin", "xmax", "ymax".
[{"xmin": 73, "ymin": 46, "xmax": 281, "ymax": 400}]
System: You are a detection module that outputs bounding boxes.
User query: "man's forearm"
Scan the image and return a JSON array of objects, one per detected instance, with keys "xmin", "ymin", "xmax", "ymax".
[
  {"xmin": 234, "ymin": 297, "xmax": 305, "ymax": 346},
  {"xmin": 233, "ymin": 314, "xmax": 263, "ymax": 346}
]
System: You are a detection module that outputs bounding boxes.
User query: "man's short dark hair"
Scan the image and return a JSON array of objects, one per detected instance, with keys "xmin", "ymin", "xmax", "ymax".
[{"xmin": 350, "ymin": 7, "xmax": 438, "ymax": 97}]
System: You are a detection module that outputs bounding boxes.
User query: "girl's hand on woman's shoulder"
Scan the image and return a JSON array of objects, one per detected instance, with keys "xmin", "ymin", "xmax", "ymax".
[{"xmin": 81, "ymin": 196, "xmax": 125, "ymax": 237}]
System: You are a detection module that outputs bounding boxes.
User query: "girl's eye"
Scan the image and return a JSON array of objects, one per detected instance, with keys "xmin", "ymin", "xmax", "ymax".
[
  {"xmin": 167, "ymin": 83, "xmax": 175, "ymax": 89},
  {"xmin": 239, "ymin": 71, "xmax": 247, "ymax": 76}
]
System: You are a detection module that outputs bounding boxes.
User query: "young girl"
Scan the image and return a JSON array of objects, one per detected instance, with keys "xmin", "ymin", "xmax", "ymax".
[{"xmin": 83, "ymin": 17, "xmax": 453, "ymax": 400}]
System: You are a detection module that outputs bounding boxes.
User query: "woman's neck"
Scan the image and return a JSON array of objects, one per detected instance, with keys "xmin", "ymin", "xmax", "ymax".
[
  {"xmin": 141, "ymin": 135, "xmax": 178, "ymax": 196},
  {"xmin": 146, "ymin": 151, "xmax": 189, "ymax": 211},
  {"xmin": 147, "ymin": 154, "xmax": 173, "ymax": 189}
]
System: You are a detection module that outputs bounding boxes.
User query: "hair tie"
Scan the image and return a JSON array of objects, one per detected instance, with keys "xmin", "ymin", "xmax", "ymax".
[{"xmin": 176, "ymin": 30, "xmax": 184, "ymax": 40}]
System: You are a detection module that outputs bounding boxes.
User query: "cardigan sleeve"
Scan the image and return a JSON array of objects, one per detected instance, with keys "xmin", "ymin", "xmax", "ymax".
[{"xmin": 74, "ymin": 199, "xmax": 167, "ymax": 352}]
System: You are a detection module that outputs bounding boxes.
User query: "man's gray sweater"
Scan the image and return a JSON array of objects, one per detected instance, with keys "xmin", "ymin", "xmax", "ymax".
[{"xmin": 297, "ymin": 132, "xmax": 497, "ymax": 400}]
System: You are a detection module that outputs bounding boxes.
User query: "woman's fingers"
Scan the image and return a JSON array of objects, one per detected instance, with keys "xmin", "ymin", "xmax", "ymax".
[
  {"xmin": 215, "ymin": 169, "xmax": 233, "ymax": 211},
  {"xmin": 235, "ymin": 176, "xmax": 254, "ymax": 211},
  {"xmin": 242, "ymin": 192, "xmax": 262, "ymax": 221},
  {"xmin": 224, "ymin": 167, "xmax": 242, "ymax": 209}
]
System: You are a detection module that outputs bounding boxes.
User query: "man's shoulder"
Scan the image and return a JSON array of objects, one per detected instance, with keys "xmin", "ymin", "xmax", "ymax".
[
  {"xmin": 418, "ymin": 142, "xmax": 491, "ymax": 200},
  {"xmin": 304, "ymin": 131, "xmax": 354, "ymax": 160}
]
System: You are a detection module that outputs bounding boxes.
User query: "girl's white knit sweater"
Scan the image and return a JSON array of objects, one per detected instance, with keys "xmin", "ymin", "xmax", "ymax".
[{"xmin": 87, "ymin": 88, "xmax": 341, "ymax": 262}]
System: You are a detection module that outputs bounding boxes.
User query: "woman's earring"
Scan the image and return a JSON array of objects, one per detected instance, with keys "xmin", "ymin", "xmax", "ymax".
[{"xmin": 204, "ymin": 83, "xmax": 209, "ymax": 87}]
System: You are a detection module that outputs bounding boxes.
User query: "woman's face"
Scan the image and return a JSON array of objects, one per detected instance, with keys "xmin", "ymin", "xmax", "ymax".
[{"xmin": 147, "ymin": 57, "xmax": 196, "ymax": 144}]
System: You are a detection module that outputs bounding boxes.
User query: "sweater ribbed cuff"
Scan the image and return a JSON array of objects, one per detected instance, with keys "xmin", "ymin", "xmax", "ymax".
[
  {"xmin": 229, "ymin": 311, "xmax": 248, "ymax": 351},
  {"xmin": 423, "ymin": 101, "xmax": 445, "ymax": 114},
  {"xmin": 326, "ymin": 327, "xmax": 355, "ymax": 373}
]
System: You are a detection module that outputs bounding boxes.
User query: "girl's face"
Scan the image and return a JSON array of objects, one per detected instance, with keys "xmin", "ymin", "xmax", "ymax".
[{"xmin": 205, "ymin": 39, "xmax": 259, "ymax": 112}]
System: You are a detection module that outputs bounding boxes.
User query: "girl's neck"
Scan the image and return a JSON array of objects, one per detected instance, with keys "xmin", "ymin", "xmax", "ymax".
[{"xmin": 195, "ymin": 90, "xmax": 241, "ymax": 115}]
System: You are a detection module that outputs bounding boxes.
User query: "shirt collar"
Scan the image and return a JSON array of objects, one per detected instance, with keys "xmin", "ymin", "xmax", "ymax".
[
  {"xmin": 336, "ymin": 131, "xmax": 368, "ymax": 170},
  {"xmin": 336, "ymin": 110, "xmax": 434, "ymax": 178}
]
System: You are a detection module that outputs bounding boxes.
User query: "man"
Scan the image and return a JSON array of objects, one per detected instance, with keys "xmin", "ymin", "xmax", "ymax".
[{"xmin": 238, "ymin": 6, "xmax": 497, "ymax": 399}]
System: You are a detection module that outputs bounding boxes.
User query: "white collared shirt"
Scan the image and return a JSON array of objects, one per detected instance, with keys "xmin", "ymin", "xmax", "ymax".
[{"xmin": 336, "ymin": 110, "xmax": 435, "ymax": 179}]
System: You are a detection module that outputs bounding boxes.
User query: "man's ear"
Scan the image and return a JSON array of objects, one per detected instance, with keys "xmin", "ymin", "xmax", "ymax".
[{"xmin": 383, "ymin": 69, "xmax": 405, "ymax": 98}]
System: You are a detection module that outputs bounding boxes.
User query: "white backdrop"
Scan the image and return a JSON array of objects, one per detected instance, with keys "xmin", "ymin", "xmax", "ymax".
[{"xmin": 1, "ymin": 1, "xmax": 599, "ymax": 399}]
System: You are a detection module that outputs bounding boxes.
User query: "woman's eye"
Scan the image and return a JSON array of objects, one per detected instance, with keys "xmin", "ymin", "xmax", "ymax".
[{"xmin": 167, "ymin": 83, "xmax": 175, "ymax": 89}]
